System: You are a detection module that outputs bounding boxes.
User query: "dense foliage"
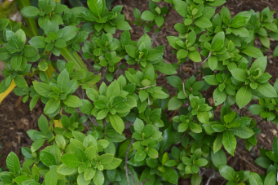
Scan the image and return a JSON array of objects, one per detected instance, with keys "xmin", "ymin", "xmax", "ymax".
[{"xmin": 1, "ymin": 0, "xmax": 278, "ymax": 184}]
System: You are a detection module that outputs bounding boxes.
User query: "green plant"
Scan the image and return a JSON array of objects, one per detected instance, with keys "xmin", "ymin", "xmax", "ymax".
[{"xmin": 1, "ymin": 0, "xmax": 278, "ymax": 184}]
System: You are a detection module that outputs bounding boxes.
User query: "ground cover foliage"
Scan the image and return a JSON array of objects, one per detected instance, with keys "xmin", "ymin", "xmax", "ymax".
[{"xmin": 1, "ymin": 0, "xmax": 278, "ymax": 184}]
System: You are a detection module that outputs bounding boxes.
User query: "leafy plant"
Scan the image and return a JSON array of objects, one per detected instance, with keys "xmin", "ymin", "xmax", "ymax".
[{"xmin": 1, "ymin": 0, "xmax": 278, "ymax": 184}]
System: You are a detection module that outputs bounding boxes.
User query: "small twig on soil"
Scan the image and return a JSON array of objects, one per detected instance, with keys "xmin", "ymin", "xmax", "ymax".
[
  {"xmin": 151, "ymin": 32, "xmax": 160, "ymax": 46},
  {"xmin": 205, "ymin": 169, "xmax": 215, "ymax": 185},
  {"xmin": 202, "ymin": 51, "xmax": 212, "ymax": 64},
  {"xmin": 220, "ymin": 180, "xmax": 227, "ymax": 185},
  {"xmin": 235, "ymin": 151, "xmax": 265, "ymax": 174},
  {"xmin": 182, "ymin": 82, "xmax": 188, "ymax": 98},
  {"xmin": 125, "ymin": 138, "xmax": 134, "ymax": 185},
  {"xmin": 137, "ymin": 84, "xmax": 156, "ymax": 90}
]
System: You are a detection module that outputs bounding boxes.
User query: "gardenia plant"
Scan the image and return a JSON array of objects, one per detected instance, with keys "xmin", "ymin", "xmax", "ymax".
[{"xmin": 0, "ymin": 0, "xmax": 278, "ymax": 184}]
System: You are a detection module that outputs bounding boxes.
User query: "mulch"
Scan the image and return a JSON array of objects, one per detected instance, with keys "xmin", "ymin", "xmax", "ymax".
[{"xmin": 1, "ymin": 0, "xmax": 278, "ymax": 184}]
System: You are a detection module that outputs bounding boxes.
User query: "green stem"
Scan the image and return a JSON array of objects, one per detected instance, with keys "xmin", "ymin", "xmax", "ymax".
[
  {"xmin": 14, "ymin": 0, "xmax": 38, "ymax": 36},
  {"xmin": 60, "ymin": 47, "xmax": 98, "ymax": 90},
  {"xmin": 60, "ymin": 47, "xmax": 89, "ymax": 72}
]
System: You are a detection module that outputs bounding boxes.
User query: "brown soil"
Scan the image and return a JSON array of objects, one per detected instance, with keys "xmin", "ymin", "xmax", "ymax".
[{"xmin": 1, "ymin": 0, "xmax": 278, "ymax": 184}]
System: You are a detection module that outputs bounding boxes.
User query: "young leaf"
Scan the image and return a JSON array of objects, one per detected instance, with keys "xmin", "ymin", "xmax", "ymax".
[
  {"xmin": 236, "ymin": 86, "xmax": 252, "ymax": 108},
  {"xmin": 109, "ymin": 114, "xmax": 125, "ymax": 134},
  {"xmin": 222, "ymin": 130, "xmax": 236, "ymax": 156},
  {"xmin": 219, "ymin": 165, "xmax": 236, "ymax": 181},
  {"xmin": 61, "ymin": 153, "xmax": 82, "ymax": 168},
  {"xmin": 6, "ymin": 152, "xmax": 20, "ymax": 175},
  {"xmin": 249, "ymin": 172, "xmax": 263, "ymax": 185},
  {"xmin": 88, "ymin": 0, "xmax": 104, "ymax": 18}
]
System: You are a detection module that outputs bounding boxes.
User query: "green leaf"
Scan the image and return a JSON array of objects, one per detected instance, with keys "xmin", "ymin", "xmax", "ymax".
[
  {"xmin": 30, "ymin": 95, "xmax": 40, "ymax": 111},
  {"xmin": 141, "ymin": 10, "xmax": 157, "ymax": 21},
  {"xmin": 249, "ymin": 172, "xmax": 263, "ymax": 185},
  {"xmin": 44, "ymin": 99, "xmax": 60, "ymax": 115},
  {"xmin": 109, "ymin": 114, "xmax": 125, "ymax": 134},
  {"xmin": 88, "ymin": 0, "xmax": 104, "ymax": 18},
  {"xmin": 257, "ymin": 83, "xmax": 277, "ymax": 98},
  {"xmin": 79, "ymin": 99, "xmax": 94, "ymax": 114},
  {"xmin": 6, "ymin": 152, "xmax": 20, "ymax": 175},
  {"xmin": 197, "ymin": 111, "xmax": 209, "ymax": 124},
  {"xmin": 250, "ymin": 56, "xmax": 267, "ymax": 72},
  {"xmin": 259, "ymin": 36, "xmax": 270, "ymax": 48},
  {"xmin": 45, "ymin": 170, "xmax": 57, "ymax": 185},
  {"xmin": 230, "ymin": 11, "xmax": 251, "ymax": 28},
  {"xmin": 84, "ymin": 167, "xmax": 96, "ymax": 181},
  {"xmin": 188, "ymin": 50, "xmax": 201, "ymax": 62},
  {"xmin": 213, "ymin": 134, "xmax": 223, "ymax": 153},
  {"xmin": 264, "ymin": 171, "xmax": 276, "ymax": 185},
  {"xmin": 273, "ymin": 46, "xmax": 278, "ymax": 57},
  {"xmin": 23, "ymin": 45, "xmax": 38, "ymax": 57},
  {"xmin": 116, "ymin": 21, "xmax": 131, "ymax": 31},
  {"xmin": 33, "ymin": 82, "xmax": 52, "ymax": 97},
  {"xmin": 241, "ymin": 46, "xmax": 263, "ymax": 58},
  {"xmin": 222, "ymin": 130, "xmax": 236, "ymax": 156},
  {"xmin": 154, "ymin": 62, "xmax": 177, "ymax": 75},
  {"xmin": 60, "ymin": 26, "xmax": 80, "ymax": 41},
  {"xmin": 107, "ymin": 80, "xmax": 120, "ymax": 98},
  {"xmin": 102, "ymin": 158, "xmax": 122, "ymax": 170},
  {"xmin": 194, "ymin": 17, "xmax": 212, "ymax": 28},
  {"xmin": 134, "ymin": 118, "xmax": 144, "ymax": 134},
  {"xmin": 77, "ymin": 173, "xmax": 90, "ymax": 185},
  {"xmin": 147, "ymin": 148, "xmax": 158, "ymax": 158},
  {"xmin": 138, "ymin": 34, "xmax": 152, "ymax": 50},
  {"xmin": 21, "ymin": 6, "xmax": 40, "ymax": 18},
  {"xmin": 229, "ymin": 127, "xmax": 254, "ymax": 139},
  {"xmin": 31, "ymin": 139, "xmax": 45, "ymax": 152},
  {"xmin": 211, "ymin": 150, "xmax": 227, "ymax": 168},
  {"xmin": 166, "ymin": 76, "xmax": 182, "ymax": 88},
  {"xmin": 93, "ymin": 170, "xmax": 104, "ymax": 185},
  {"xmin": 161, "ymin": 167, "xmax": 178, "ymax": 184},
  {"xmin": 168, "ymin": 96, "xmax": 183, "ymax": 110},
  {"xmin": 40, "ymin": 151, "xmax": 56, "ymax": 167},
  {"xmin": 0, "ymin": 48, "xmax": 11, "ymax": 60},
  {"xmin": 213, "ymin": 88, "xmax": 227, "ymax": 106},
  {"xmin": 63, "ymin": 95, "xmax": 82, "ymax": 108},
  {"xmin": 230, "ymin": 68, "xmax": 248, "ymax": 82},
  {"xmin": 61, "ymin": 153, "xmax": 82, "ymax": 168},
  {"xmin": 54, "ymin": 39, "xmax": 67, "ymax": 48},
  {"xmin": 98, "ymin": 153, "xmax": 114, "ymax": 164},
  {"xmin": 155, "ymin": 16, "xmax": 164, "ymax": 27},
  {"xmin": 208, "ymin": 56, "xmax": 218, "ymax": 70},
  {"xmin": 203, "ymin": 75, "xmax": 218, "ymax": 85},
  {"xmin": 173, "ymin": 0, "xmax": 188, "ymax": 17},
  {"xmin": 57, "ymin": 69, "xmax": 70, "ymax": 92},
  {"xmin": 248, "ymin": 104, "xmax": 264, "ymax": 115},
  {"xmin": 212, "ymin": 32, "xmax": 225, "ymax": 51},
  {"xmin": 177, "ymin": 49, "xmax": 188, "ymax": 59},
  {"xmin": 10, "ymin": 55, "xmax": 23, "ymax": 71},
  {"xmin": 189, "ymin": 123, "xmax": 202, "ymax": 133},
  {"xmin": 135, "ymin": 149, "xmax": 147, "ymax": 161},
  {"xmin": 219, "ymin": 165, "xmax": 236, "ymax": 181},
  {"xmin": 57, "ymin": 164, "xmax": 77, "ymax": 175},
  {"xmin": 272, "ymin": 137, "xmax": 278, "ymax": 159},
  {"xmin": 236, "ymin": 86, "xmax": 252, "ymax": 109},
  {"xmin": 125, "ymin": 45, "xmax": 137, "ymax": 58},
  {"xmin": 14, "ymin": 75, "xmax": 27, "ymax": 88},
  {"xmin": 29, "ymin": 36, "xmax": 46, "ymax": 48},
  {"xmin": 147, "ymin": 46, "xmax": 164, "ymax": 62}
]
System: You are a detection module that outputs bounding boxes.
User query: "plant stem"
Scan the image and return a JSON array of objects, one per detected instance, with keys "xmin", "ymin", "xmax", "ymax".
[
  {"xmin": 60, "ymin": 47, "xmax": 98, "ymax": 90},
  {"xmin": 60, "ymin": 47, "xmax": 89, "ymax": 72},
  {"xmin": 14, "ymin": 0, "xmax": 38, "ymax": 37},
  {"xmin": 0, "ymin": 80, "xmax": 16, "ymax": 104}
]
